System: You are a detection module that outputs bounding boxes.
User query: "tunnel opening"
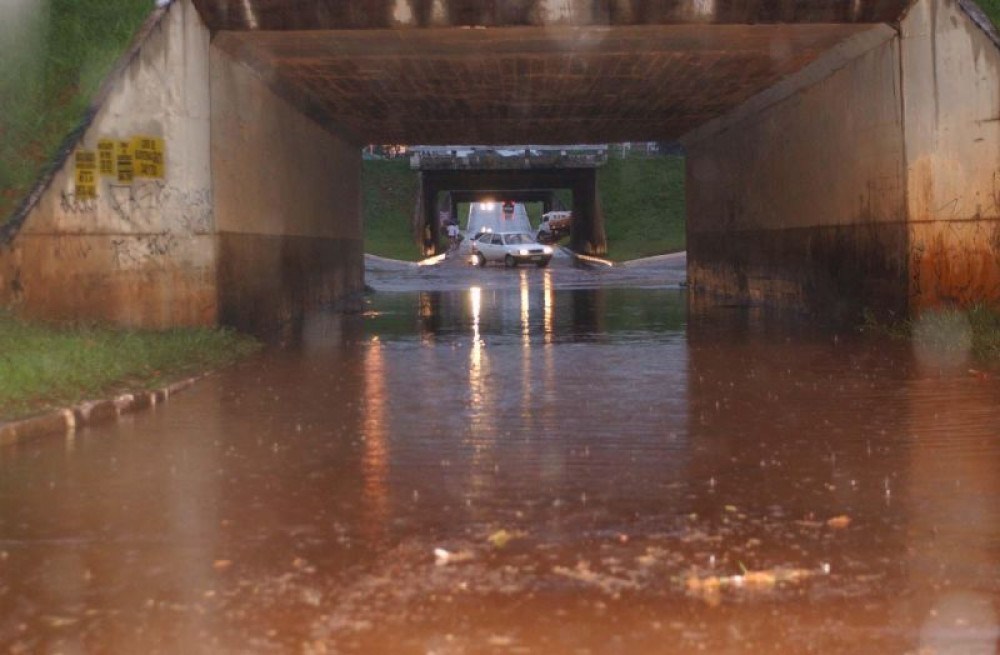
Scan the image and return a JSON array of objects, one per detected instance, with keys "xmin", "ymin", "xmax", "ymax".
[{"xmin": 199, "ymin": 2, "xmax": 945, "ymax": 332}]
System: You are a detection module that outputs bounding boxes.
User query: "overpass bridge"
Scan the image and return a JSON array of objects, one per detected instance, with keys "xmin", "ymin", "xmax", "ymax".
[
  {"xmin": 0, "ymin": 0, "xmax": 998, "ymax": 332},
  {"xmin": 409, "ymin": 145, "xmax": 606, "ymax": 255}
]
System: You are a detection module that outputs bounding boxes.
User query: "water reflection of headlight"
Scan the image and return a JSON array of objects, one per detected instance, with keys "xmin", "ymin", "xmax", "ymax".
[{"xmin": 542, "ymin": 246, "xmax": 553, "ymax": 254}]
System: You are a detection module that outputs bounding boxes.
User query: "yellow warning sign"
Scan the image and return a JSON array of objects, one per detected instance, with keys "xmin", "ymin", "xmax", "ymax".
[
  {"xmin": 74, "ymin": 150, "xmax": 98, "ymax": 199},
  {"xmin": 116, "ymin": 140, "xmax": 134, "ymax": 183},
  {"xmin": 97, "ymin": 139, "xmax": 116, "ymax": 177},
  {"xmin": 131, "ymin": 136, "xmax": 165, "ymax": 179}
]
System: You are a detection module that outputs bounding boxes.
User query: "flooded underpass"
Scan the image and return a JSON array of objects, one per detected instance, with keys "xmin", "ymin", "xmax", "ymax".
[{"xmin": 1, "ymin": 261, "xmax": 998, "ymax": 654}]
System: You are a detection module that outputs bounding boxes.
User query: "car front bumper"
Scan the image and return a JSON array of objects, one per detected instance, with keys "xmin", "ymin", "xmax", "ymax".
[{"xmin": 513, "ymin": 253, "xmax": 552, "ymax": 264}]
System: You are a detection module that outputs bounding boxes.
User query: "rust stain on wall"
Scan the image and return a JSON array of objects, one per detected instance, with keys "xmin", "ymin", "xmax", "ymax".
[
  {"xmin": 909, "ymin": 220, "xmax": 1000, "ymax": 309},
  {"xmin": 0, "ymin": 235, "xmax": 217, "ymax": 328}
]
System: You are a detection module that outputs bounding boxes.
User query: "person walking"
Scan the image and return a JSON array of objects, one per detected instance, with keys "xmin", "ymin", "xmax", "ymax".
[{"xmin": 446, "ymin": 222, "xmax": 460, "ymax": 251}]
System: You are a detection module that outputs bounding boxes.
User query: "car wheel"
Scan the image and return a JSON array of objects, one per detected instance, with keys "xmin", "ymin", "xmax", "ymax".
[
  {"xmin": 536, "ymin": 259, "xmax": 550, "ymax": 268},
  {"xmin": 504, "ymin": 254, "xmax": 516, "ymax": 268},
  {"xmin": 475, "ymin": 252, "xmax": 486, "ymax": 267}
]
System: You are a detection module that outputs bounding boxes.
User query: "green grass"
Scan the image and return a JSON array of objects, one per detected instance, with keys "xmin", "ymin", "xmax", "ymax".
[
  {"xmin": 0, "ymin": 313, "xmax": 260, "ymax": 421},
  {"xmin": 980, "ymin": 0, "xmax": 1000, "ymax": 27},
  {"xmin": 362, "ymin": 159, "xmax": 422, "ymax": 261},
  {"xmin": 0, "ymin": 0, "xmax": 151, "ymax": 223},
  {"xmin": 599, "ymin": 155, "xmax": 686, "ymax": 261}
]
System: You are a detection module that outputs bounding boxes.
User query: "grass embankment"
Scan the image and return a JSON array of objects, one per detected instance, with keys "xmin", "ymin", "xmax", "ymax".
[
  {"xmin": 981, "ymin": 1, "xmax": 1000, "ymax": 27},
  {"xmin": 600, "ymin": 155, "xmax": 686, "ymax": 261},
  {"xmin": 362, "ymin": 159, "xmax": 421, "ymax": 261},
  {"xmin": 362, "ymin": 155, "xmax": 687, "ymax": 262},
  {"xmin": 0, "ymin": 314, "xmax": 259, "ymax": 421},
  {"xmin": 0, "ymin": 0, "xmax": 150, "ymax": 223}
]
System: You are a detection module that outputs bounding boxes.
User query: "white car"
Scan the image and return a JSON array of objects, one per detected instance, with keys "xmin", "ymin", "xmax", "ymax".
[{"xmin": 470, "ymin": 231, "xmax": 553, "ymax": 268}]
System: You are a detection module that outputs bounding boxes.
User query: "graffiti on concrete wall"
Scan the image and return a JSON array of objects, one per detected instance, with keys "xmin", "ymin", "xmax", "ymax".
[
  {"xmin": 110, "ymin": 231, "xmax": 181, "ymax": 271},
  {"xmin": 68, "ymin": 135, "xmax": 213, "ymax": 270},
  {"xmin": 107, "ymin": 180, "xmax": 212, "ymax": 233},
  {"xmin": 59, "ymin": 190, "xmax": 99, "ymax": 214}
]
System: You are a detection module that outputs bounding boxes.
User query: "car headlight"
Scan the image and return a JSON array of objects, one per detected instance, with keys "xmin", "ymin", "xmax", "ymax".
[
  {"xmin": 518, "ymin": 249, "xmax": 529, "ymax": 256},
  {"xmin": 542, "ymin": 246, "xmax": 552, "ymax": 254}
]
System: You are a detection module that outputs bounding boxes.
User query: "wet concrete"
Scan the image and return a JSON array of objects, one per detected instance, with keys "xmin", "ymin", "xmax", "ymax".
[{"xmin": 0, "ymin": 259, "xmax": 998, "ymax": 654}]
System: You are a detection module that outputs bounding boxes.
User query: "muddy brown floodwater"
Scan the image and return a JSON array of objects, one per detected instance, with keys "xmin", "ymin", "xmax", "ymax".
[{"xmin": 1, "ymin": 262, "xmax": 998, "ymax": 654}]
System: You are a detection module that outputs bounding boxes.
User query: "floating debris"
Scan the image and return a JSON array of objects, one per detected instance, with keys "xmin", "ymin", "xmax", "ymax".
[
  {"xmin": 434, "ymin": 548, "xmax": 474, "ymax": 566},
  {"xmin": 487, "ymin": 529, "xmax": 524, "ymax": 549},
  {"xmin": 826, "ymin": 515, "xmax": 852, "ymax": 529},
  {"xmin": 685, "ymin": 566, "xmax": 816, "ymax": 602}
]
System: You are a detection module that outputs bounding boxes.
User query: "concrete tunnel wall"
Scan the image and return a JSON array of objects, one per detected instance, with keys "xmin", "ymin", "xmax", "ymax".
[
  {"xmin": 683, "ymin": 0, "xmax": 1000, "ymax": 317},
  {"xmin": 903, "ymin": 0, "xmax": 1000, "ymax": 307},
  {"xmin": 683, "ymin": 26, "xmax": 909, "ymax": 318},
  {"xmin": 210, "ymin": 43, "xmax": 364, "ymax": 335}
]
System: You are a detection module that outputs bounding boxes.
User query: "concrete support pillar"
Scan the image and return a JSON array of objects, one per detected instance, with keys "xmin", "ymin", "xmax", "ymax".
[
  {"xmin": 447, "ymin": 193, "xmax": 457, "ymax": 226},
  {"xmin": 542, "ymin": 191, "xmax": 555, "ymax": 215},
  {"xmin": 414, "ymin": 173, "xmax": 444, "ymax": 256},
  {"xmin": 569, "ymin": 169, "xmax": 607, "ymax": 256},
  {"xmin": 412, "ymin": 172, "xmax": 426, "ymax": 252}
]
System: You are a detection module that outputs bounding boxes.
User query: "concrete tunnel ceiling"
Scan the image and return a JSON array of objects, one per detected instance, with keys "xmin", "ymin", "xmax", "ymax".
[{"xmin": 196, "ymin": 0, "xmax": 915, "ymax": 144}]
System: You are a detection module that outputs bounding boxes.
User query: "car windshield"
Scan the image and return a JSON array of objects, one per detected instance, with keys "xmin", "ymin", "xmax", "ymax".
[{"xmin": 503, "ymin": 234, "xmax": 533, "ymax": 245}]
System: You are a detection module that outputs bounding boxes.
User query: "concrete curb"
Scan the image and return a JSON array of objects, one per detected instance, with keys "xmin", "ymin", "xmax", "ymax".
[
  {"xmin": 0, "ymin": 375, "xmax": 204, "ymax": 448},
  {"xmin": 364, "ymin": 253, "xmax": 418, "ymax": 270},
  {"xmin": 620, "ymin": 251, "xmax": 687, "ymax": 268}
]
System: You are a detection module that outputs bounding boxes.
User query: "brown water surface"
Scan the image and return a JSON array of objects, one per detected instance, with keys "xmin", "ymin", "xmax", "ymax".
[{"xmin": 1, "ymin": 268, "xmax": 998, "ymax": 653}]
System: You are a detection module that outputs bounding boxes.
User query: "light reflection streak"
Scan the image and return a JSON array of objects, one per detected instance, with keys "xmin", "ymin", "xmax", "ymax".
[
  {"xmin": 519, "ymin": 269, "xmax": 531, "ymax": 339},
  {"xmin": 519, "ymin": 270, "xmax": 532, "ymax": 412},
  {"xmin": 417, "ymin": 253, "xmax": 447, "ymax": 267},
  {"xmin": 543, "ymin": 269, "xmax": 554, "ymax": 343},
  {"xmin": 361, "ymin": 337, "xmax": 389, "ymax": 543},
  {"xmin": 467, "ymin": 286, "xmax": 495, "ymax": 498},
  {"xmin": 542, "ymin": 270, "xmax": 555, "ymax": 409},
  {"xmin": 469, "ymin": 286, "xmax": 486, "ymax": 408},
  {"xmin": 240, "ymin": 0, "xmax": 259, "ymax": 28},
  {"xmin": 419, "ymin": 292, "xmax": 434, "ymax": 347}
]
